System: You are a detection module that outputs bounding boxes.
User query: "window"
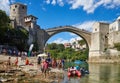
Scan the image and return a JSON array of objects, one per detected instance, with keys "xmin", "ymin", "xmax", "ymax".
[
  {"xmin": 22, "ymin": 6, "xmax": 24, "ymax": 9},
  {"xmin": 95, "ymin": 28, "xmax": 97, "ymax": 31},
  {"xmin": 13, "ymin": 9, "xmax": 15, "ymax": 11},
  {"xmin": 15, "ymin": 5, "xmax": 17, "ymax": 8}
]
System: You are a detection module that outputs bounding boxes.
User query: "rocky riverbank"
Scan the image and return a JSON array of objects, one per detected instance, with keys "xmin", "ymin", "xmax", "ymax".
[{"xmin": 0, "ymin": 55, "xmax": 64, "ymax": 83}]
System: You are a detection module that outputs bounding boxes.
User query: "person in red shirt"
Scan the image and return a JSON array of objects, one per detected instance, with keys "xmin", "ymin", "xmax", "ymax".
[
  {"xmin": 43, "ymin": 60, "xmax": 49, "ymax": 78},
  {"xmin": 14, "ymin": 57, "xmax": 18, "ymax": 68}
]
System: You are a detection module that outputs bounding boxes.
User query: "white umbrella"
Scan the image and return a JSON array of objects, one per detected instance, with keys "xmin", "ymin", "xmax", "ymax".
[{"xmin": 37, "ymin": 53, "xmax": 48, "ymax": 57}]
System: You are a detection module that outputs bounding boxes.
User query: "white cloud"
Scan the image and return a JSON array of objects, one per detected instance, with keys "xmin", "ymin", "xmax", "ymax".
[
  {"xmin": 51, "ymin": 0, "xmax": 56, "ymax": 5},
  {"xmin": 69, "ymin": 37, "xmax": 82, "ymax": 43},
  {"xmin": 44, "ymin": 0, "xmax": 120, "ymax": 13},
  {"xmin": 69, "ymin": 33, "xmax": 77, "ymax": 36},
  {"xmin": 57, "ymin": 0, "xmax": 64, "ymax": 6},
  {"xmin": 46, "ymin": 0, "xmax": 51, "ymax": 4},
  {"xmin": 0, "ymin": 0, "xmax": 10, "ymax": 14},
  {"xmin": 50, "ymin": 37, "xmax": 82, "ymax": 44},
  {"xmin": 73, "ymin": 21, "xmax": 95, "ymax": 32},
  {"xmin": 45, "ymin": 0, "xmax": 64, "ymax": 6},
  {"xmin": 52, "ymin": 38, "xmax": 69, "ymax": 44},
  {"xmin": 10, "ymin": 0, "xmax": 15, "ymax": 3},
  {"xmin": 0, "ymin": 0, "xmax": 15, "ymax": 14}
]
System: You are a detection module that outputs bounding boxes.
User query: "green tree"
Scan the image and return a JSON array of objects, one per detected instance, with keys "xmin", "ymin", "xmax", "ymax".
[
  {"xmin": 78, "ymin": 39, "xmax": 86, "ymax": 46},
  {"xmin": 0, "ymin": 10, "xmax": 11, "ymax": 43},
  {"xmin": 57, "ymin": 44, "xmax": 65, "ymax": 52},
  {"xmin": 0, "ymin": 10, "xmax": 29, "ymax": 51},
  {"xmin": 47, "ymin": 43, "xmax": 58, "ymax": 50},
  {"xmin": 46, "ymin": 42, "xmax": 89, "ymax": 61},
  {"xmin": 114, "ymin": 43, "xmax": 120, "ymax": 51},
  {"xmin": 0, "ymin": 10, "xmax": 10, "ymax": 27}
]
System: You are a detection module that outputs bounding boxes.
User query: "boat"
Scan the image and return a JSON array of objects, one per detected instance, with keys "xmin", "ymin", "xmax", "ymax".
[{"xmin": 68, "ymin": 69, "xmax": 81, "ymax": 77}]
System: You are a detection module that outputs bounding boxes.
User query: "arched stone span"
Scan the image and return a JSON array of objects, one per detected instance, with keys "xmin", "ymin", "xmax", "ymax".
[{"xmin": 45, "ymin": 26, "xmax": 91, "ymax": 48}]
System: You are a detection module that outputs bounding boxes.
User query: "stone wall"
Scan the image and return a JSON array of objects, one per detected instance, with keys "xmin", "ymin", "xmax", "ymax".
[
  {"xmin": 108, "ymin": 31, "xmax": 120, "ymax": 47},
  {"xmin": 89, "ymin": 22, "xmax": 109, "ymax": 58}
]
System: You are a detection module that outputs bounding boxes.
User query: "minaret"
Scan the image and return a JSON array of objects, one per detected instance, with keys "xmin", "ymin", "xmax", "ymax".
[{"xmin": 10, "ymin": 3, "xmax": 27, "ymax": 28}]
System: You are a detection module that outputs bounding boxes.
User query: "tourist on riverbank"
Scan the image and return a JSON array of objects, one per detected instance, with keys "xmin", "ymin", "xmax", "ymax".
[
  {"xmin": 14, "ymin": 57, "xmax": 18, "ymax": 68},
  {"xmin": 61, "ymin": 58, "xmax": 65, "ymax": 70},
  {"xmin": 25, "ymin": 57, "xmax": 29, "ymax": 65},
  {"xmin": 7, "ymin": 57, "xmax": 11, "ymax": 65},
  {"xmin": 43, "ymin": 59, "xmax": 49, "ymax": 78},
  {"xmin": 6, "ymin": 57, "xmax": 11, "ymax": 69},
  {"xmin": 52, "ymin": 58, "xmax": 57, "ymax": 68},
  {"xmin": 37, "ymin": 56, "xmax": 41, "ymax": 65},
  {"xmin": 41, "ymin": 60, "xmax": 44, "ymax": 73}
]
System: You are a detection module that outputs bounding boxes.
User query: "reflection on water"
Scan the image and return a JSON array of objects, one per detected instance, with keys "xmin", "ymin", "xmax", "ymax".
[{"xmin": 61, "ymin": 64, "xmax": 120, "ymax": 83}]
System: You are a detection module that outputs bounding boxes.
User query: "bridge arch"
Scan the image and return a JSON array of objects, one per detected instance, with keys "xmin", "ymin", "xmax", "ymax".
[{"xmin": 45, "ymin": 26, "xmax": 91, "ymax": 48}]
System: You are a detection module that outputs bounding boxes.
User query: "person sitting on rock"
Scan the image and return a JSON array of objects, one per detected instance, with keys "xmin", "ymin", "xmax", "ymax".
[{"xmin": 25, "ymin": 57, "xmax": 29, "ymax": 65}]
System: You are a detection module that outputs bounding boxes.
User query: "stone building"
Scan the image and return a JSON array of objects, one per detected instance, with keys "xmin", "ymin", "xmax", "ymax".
[
  {"xmin": 108, "ymin": 17, "xmax": 120, "ymax": 47},
  {"xmin": 10, "ymin": 3, "xmax": 27, "ymax": 28},
  {"xmin": 9, "ymin": 3, "xmax": 40, "ymax": 45},
  {"xmin": 89, "ymin": 16, "xmax": 120, "ymax": 60}
]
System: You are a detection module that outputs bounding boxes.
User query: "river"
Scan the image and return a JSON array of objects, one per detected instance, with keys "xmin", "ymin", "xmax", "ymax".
[{"xmin": 60, "ymin": 63, "xmax": 120, "ymax": 83}]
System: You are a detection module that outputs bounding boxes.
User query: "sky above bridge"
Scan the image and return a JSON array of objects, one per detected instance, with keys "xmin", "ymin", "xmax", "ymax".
[{"xmin": 0, "ymin": 0, "xmax": 120, "ymax": 44}]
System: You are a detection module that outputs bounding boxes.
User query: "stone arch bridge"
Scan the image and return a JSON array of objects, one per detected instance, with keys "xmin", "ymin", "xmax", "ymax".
[{"xmin": 37, "ymin": 26, "xmax": 91, "ymax": 53}]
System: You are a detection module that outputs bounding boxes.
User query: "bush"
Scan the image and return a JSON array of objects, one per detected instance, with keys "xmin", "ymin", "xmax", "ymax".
[{"xmin": 114, "ymin": 43, "xmax": 120, "ymax": 51}]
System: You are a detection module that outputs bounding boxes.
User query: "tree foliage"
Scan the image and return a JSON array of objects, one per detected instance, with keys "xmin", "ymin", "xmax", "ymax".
[
  {"xmin": 46, "ymin": 43, "xmax": 88, "ymax": 61},
  {"xmin": 0, "ymin": 10, "xmax": 10, "ymax": 27},
  {"xmin": 78, "ymin": 39, "xmax": 86, "ymax": 46},
  {"xmin": 114, "ymin": 43, "xmax": 120, "ymax": 51},
  {"xmin": 0, "ymin": 10, "xmax": 29, "ymax": 51}
]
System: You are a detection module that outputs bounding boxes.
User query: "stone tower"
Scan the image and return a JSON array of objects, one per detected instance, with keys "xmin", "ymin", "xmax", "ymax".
[
  {"xmin": 10, "ymin": 3, "xmax": 27, "ymax": 28},
  {"xmin": 89, "ymin": 22, "xmax": 109, "ymax": 59}
]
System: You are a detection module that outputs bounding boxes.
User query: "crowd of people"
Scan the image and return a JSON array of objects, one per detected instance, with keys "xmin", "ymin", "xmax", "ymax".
[
  {"xmin": 37, "ymin": 55, "xmax": 65, "ymax": 78},
  {"xmin": 1, "ymin": 51, "xmax": 65, "ymax": 78},
  {"xmin": 0, "ymin": 47, "xmax": 37, "ymax": 57}
]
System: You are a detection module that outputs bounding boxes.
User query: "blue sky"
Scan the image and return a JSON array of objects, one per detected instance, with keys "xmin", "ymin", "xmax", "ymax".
[{"xmin": 0, "ymin": 0, "xmax": 120, "ymax": 44}]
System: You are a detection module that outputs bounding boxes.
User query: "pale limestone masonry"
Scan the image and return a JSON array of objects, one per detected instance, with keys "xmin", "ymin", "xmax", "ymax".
[
  {"xmin": 89, "ymin": 17, "xmax": 120, "ymax": 62},
  {"xmin": 89, "ymin": 22, "xmax": 109, "ymax": 57},
  {"xmin": 108, "ymin": 17, "xmax": 120, "ymax": 47},
  {"xmin": 10, "ymin": 3, "xmax": 27, "ymax": 27}
]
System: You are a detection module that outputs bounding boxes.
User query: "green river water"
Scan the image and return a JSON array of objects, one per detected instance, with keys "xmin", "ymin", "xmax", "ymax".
[{"xmin": 60, "ymin": 63, "xmax": 120, "ymax": 83}]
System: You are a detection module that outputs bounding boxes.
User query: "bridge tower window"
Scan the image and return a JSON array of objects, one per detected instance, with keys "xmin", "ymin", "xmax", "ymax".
[{"xmin": 95, "ymin": 28, "xmax": 97, "ymax": 31}]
